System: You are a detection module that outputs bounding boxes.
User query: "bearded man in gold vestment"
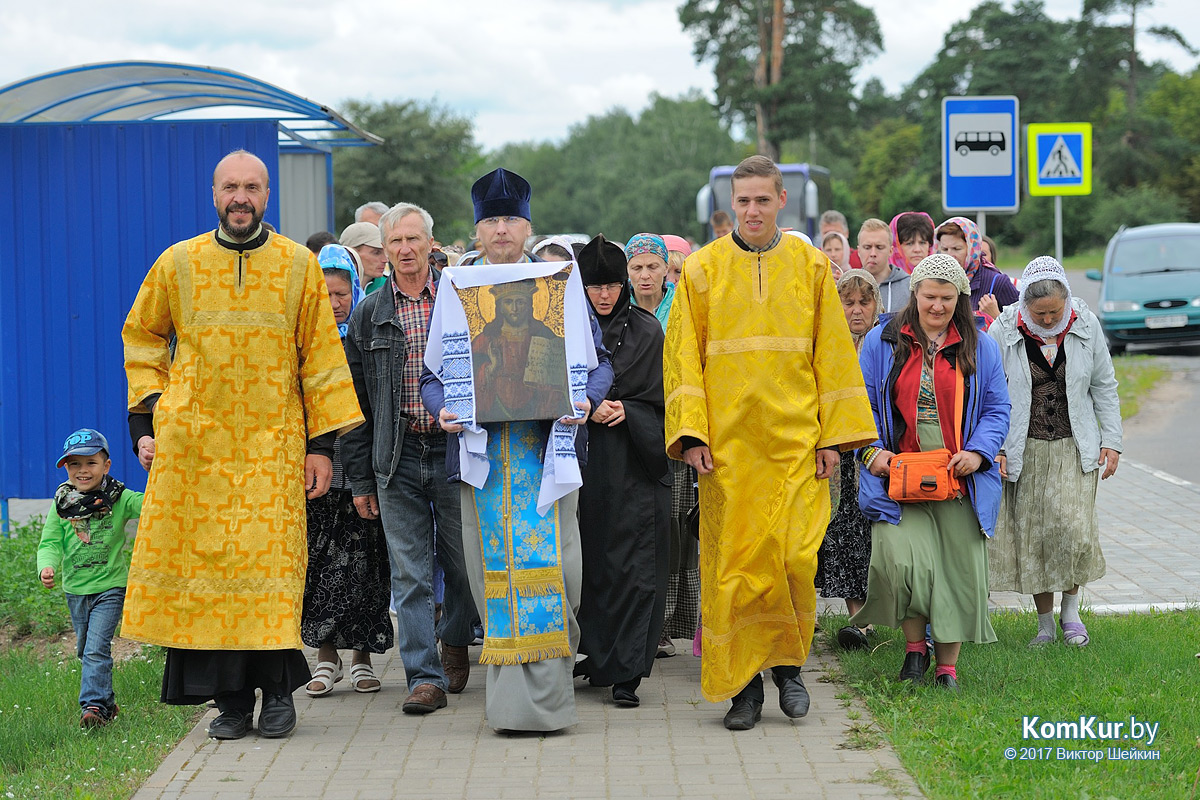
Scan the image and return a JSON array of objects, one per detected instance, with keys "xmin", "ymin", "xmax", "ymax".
[
  {"xmin": 664, "ymin": 156, "xmax": 877, "ymax": 731},
  {"xmin": 122, "ymin": 151, "xmax": 363, "ymax": 740}
]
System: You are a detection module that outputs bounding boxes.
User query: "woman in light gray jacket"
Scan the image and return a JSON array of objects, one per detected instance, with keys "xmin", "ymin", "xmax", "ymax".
[{"xmin": 987, "ymin": 257, "xmax": 1122, "ymax": 648}]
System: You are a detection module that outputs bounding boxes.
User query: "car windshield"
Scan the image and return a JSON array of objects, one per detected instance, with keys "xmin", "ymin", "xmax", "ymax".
[{"xmin": 1110, "ymin": 233, "xmax": 1200, "ymax": 275}]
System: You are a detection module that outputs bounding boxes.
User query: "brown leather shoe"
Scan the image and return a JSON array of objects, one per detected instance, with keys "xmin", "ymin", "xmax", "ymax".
[
  {"xmin": 441, "ymin": 644, "xmax": 470, "ymax": 694},
  {"xmin": 402, "ymin": 683, "xmax": 447, "ymax": 714}
]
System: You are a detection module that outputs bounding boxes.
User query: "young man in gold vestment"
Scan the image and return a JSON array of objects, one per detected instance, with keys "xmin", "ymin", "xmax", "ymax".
[
  {"xmin": 664, "ymin": 156, "xmax": 878, "ymax": 730},
  {"xmin": 122, "ymin": 151, "xmax": 363, "ymax": 740}
]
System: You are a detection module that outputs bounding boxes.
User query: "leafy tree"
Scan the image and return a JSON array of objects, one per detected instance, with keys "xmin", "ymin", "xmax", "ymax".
[
  {"xmin": 1143, "ymin": 69, "xmax": 1200, "ymax": 217},
  {"xmin": 332, "ymin": 100, "xmax": 481, "ymax": 241},
  {"xmin": 678, "ymin": 0, "xmax": 882, "ymax": 161},
  {"xmin": 493, "ymin": 93, "xmax": 742, "ymax": 242},
  {"xmin": 851, "ymin": 120, "xmax": 922, "ymax": 218}
]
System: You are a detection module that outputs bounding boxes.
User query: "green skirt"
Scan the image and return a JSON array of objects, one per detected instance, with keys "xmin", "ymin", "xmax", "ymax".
[{"xmin": 851, "ymin": 421, "xmax": 997, "ymax": 644}]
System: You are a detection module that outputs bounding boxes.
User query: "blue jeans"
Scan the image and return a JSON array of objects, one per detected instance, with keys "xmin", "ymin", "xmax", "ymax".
[
  {"xmin": 376, "ymin": 432, "xmax": 473, "ymax": 692},
  {"xmin": 65, "ymin": 587, "xmax": 125, "ymax": 712}
]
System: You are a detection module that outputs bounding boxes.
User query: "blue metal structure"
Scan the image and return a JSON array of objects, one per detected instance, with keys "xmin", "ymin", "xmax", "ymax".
[
  {"xmin": 0, "ymin": 63, "xmax": 380, "ymax": 521},
  {"xmin": 941, "ymin": 95, "xmax": 1021, "ymax": 214},
  {"xmin": 0, "ymin": 119, "xmax": 281, "ymax": 503}
]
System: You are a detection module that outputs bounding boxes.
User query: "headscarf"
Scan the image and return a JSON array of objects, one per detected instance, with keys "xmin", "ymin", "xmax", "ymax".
[
  {"xmin": 937, "ymin": 216, "xmax": 989, "ymax": 280},
  {"xmin": 910, "ymin": 254, "xmax": 970, "ymax": 296},
  {"xmin": 835, "ymin": 269, "xmax": 883, "ymax": 348},
  {"xmin": 660, "ymin": 234, "xmax": 692, "ymax": 257},
  {"xmin": 889, "ymin": 211, "xmax": 935, "ymax": 273},
  {"xmin": 624, "ymin": 232, "xmax": 668, "ymax": 264},
  {"xmin": 820, "ymin": 230, "xmax": 851, "ymax": 271},
  {"xmin": 532, "ymin": 235, "xmax": 578, "ymax": 260},
  {"xmin": 785, "ymin": 229, "xmax": 813, "ymax": 246},
  {"xmin": 1018, "ymin": 256, "xmax": 1074, "ymax": 340},
  {"xmin": 318, "ymin": 243, "xmax": 365, "ymax": 338}
]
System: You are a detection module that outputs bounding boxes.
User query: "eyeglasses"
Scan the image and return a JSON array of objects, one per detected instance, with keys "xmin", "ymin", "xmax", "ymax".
[
  {"xmin": 478, "ymin": 216, "xmax": 523, "ymax": 228},
  {"xmin": 585, "ymin": 283, "xmax": 624, "ymax": 293}
]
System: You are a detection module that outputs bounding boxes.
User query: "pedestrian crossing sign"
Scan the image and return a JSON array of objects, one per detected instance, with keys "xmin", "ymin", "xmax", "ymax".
[{"xmin": 1027, "ymin": 123, "xmax": 1092, "ymax": 196}]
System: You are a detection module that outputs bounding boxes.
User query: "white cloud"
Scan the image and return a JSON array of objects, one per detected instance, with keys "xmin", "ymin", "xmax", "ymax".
[{"xmin": 1, "ymin": 0, "xmax": 1195, "ymax": 149}]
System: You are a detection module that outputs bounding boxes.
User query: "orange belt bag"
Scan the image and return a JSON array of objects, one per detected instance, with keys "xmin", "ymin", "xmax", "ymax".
[
  {"xmin": 888, "ymin": 449, "xmax": 959, "ymax": 502},
  {"xmin": 886, "ymin": 364, "xmax": 966, "ymax": 504}
]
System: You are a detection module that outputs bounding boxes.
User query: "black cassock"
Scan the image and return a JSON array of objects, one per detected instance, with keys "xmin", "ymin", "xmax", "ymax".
[{"xmin": 577, "ymin": 288, "xmax": 671, "ymax": 686}]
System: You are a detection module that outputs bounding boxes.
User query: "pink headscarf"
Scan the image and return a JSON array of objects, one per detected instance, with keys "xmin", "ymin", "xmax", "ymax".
[
  {"xmin": 938, "ymin": 216, "xmax": 990, "ymax": 280},
  {"xmin": 888, "ymin": 211, "xmax": 935, "ymax": 274},
  {"xmin": 660, "ymin": 234, "xmax": 692, "ymax": 256}
]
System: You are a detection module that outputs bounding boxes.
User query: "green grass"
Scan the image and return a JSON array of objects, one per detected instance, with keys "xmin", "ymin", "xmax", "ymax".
[
  {"xmin": 1112, "ymin": 354, "xmax": 1168, "ymax": 419},
  {"xmin": 994, "ymin": 248, "xmax": 1106, "ymax": 273},
  {"xmin": 823, "ymin": 609, "xmax": 1200, "ymax": 800},
  {"xmin": 0, "ymin": 524, "xmax": 201, "ymax": 800},
  {"xmin": 0, "ymin": 517, "xmax": 75, "ymax": 639}
]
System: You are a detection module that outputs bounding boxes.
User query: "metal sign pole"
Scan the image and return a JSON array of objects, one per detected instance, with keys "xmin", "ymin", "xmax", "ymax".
[
  {"xmin": 976, "ymin": 211, "xmax": 987, "ymax": 238},
  {"xmin": 1054, "ymin": 195, "xmax": 1063, "ymax": 263}
]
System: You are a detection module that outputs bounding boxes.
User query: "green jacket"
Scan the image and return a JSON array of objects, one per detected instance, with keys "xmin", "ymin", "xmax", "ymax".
[{"xmin": 37, "ymin": 490, "xmax": 144, "ymax": 595}]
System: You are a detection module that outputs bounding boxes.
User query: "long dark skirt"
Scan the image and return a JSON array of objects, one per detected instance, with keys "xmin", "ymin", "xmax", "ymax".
[
  {"xmin": 816, "ymin": 457, "xmax": 872, "ymax": 600},
  {"xmin": 301, "ymin": 489, "xmax": 394, "ymax": 653},
  {"xmin": 161, "ymin": 649, "xmax": 311, "ymax": 705},
  {"xmin": 577, "ymin": 423, "xmax": 671, "ymax": 685},
  {"xmin": 663, "ymin": 460, "xmax": 700, "ymax": 639}
]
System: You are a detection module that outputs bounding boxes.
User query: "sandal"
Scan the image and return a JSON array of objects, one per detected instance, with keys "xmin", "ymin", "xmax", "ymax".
[
  {"xmin": 305, "ymin": 657, "xmax": 343, "ymax": 697},
  {"xmin": 350, "ymin": 662, "xmax": 381, "ymax": 693},
  {"xmin": 1028, "ymin": 632, "xmax": 1056, "ymax": 647},
  {"xmin": 1060, "ymin": 620, "xmax": 1090, "ymax": 647}
]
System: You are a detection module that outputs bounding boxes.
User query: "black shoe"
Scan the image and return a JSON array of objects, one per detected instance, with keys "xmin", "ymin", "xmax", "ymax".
[
  {"xmin": 935, "ymin": 673, "xmax": 959, "ymax": 691},
  {"xmin": 723, "ymin": 696, "xmax": 763, "ymax": 730},
  {"xmin": 837, "ymin": 625, "xmax": 870, "ymax": 651},
  {"xmin": 612, "ymin": 684, "xmax": 640, "ymax": 707},
  {"xmin": 257, "ymin": 693, "xmax": 297, "ymax": 738},
  {"xmin": 207, "ymin": 710, "xmax": 253, "ymax": 740},
  {"xmin": 772, "ymin": 671, "xmax": 810, "ymax": 718},
  {"xmin": 899, "ymin": 651, "xmax": 930, "ymax": 684}
]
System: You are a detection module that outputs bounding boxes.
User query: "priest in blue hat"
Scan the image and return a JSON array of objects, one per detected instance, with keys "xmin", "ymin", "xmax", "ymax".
[{"xmin": 421, "ymin": 167, "xmax": 613, "ymax": 732}]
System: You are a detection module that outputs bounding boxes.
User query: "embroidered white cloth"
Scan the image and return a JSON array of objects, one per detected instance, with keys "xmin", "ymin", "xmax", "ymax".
[{"xmin": 424, "ymin": 260, "xmax": 597, "ymax": 515}]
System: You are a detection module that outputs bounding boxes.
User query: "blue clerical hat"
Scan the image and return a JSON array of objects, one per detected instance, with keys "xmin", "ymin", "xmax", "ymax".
[{"xmin": 471, "ymin": 168, "xmax": 532, "ymax": 223}]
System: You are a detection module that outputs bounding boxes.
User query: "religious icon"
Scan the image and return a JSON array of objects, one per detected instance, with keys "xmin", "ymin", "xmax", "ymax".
[{"xmin": 460, "ymin": 273, "xmax": 573, "ymax": 423}]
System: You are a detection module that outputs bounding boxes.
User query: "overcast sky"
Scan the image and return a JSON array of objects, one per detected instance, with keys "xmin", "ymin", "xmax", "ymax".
[{"xmin": 2, "ymin": 0, "xmax": 1196, "ymax": 150}]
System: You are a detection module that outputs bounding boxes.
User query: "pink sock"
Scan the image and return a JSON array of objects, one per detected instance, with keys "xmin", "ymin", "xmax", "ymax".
[
  {"xmin": 905, "ymin": 640, "xmax": 926, "ymax": 654},
  {"xmin": 935, "ymin": 665, "xmax": 957, "ymax": 680}
]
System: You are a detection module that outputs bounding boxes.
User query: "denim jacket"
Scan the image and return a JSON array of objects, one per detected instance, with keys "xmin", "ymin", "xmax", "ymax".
[{"xmin": 340, "ymin": 268, "xmax": 441, "ymax": 497}]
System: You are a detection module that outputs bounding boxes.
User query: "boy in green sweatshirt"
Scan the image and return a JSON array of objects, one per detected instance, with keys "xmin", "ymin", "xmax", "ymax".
[{"xmin": 37, "ymin": 429, "xmax": 143, "ymax": 728}]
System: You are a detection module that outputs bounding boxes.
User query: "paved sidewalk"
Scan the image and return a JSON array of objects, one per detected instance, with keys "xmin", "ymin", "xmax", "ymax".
[
  {"xmin": 131, "ymin": 458, "xmax": 1200, "ymax": 799},
  {"xmin": 133, "ymin": 644, "xmax": 917, "ymax": 800}
]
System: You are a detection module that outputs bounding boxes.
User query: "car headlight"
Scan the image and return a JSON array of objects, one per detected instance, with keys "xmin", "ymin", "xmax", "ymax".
[{"xmin": 1101, "ymin": 300, "xmax": 1141, "ymax": 312}]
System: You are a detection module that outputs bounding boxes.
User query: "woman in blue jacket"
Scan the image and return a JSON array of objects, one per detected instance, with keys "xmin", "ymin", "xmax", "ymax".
[{"xmin": 853, "ymin": 254, "xmax": 1011, "ymax": 690}]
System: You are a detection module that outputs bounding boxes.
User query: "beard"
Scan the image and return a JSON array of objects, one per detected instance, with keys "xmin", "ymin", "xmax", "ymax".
[{"xmin": 219, "ymin": 202, "xmax": 263, "ymax": 240}]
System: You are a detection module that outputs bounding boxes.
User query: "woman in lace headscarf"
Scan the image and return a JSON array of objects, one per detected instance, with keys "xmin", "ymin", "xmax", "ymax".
[{"xmin": 987, "ymin": 257, "xmax": 1122, "ymax": 648}]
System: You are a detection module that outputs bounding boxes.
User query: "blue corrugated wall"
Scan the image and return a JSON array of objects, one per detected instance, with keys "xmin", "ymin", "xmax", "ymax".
[{"xmin": 0, "ymin": 120, "xmax": 281, "ymax": 499}]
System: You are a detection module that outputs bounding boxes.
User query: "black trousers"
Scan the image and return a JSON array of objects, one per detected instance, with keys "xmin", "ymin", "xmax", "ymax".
[{"xmin": 733, "ymin": 665, "xmax": 800, "ymax": 703}]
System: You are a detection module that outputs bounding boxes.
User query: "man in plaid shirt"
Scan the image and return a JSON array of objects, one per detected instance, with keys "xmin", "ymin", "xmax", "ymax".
[{"xmin": 341, "ymin": 203, "xmax": 474, "ymax": 715}]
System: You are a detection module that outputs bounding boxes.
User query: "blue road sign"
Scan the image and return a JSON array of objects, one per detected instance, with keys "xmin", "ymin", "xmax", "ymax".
[
  {"xmin": 942, "ymin": 96, "xmax": 1020, "ymax": 213},
  {"xmin": 1027, "ymin": 122, "xmax": 1092, "ymax": 196}
]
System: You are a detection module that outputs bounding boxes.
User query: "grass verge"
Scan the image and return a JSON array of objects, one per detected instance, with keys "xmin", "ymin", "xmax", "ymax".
[
  {"xmin": 823, "ymin": 609, "xmax": 1200, "ymax": 800},
  {"xmin": 0, "ymin": 523, "xmax": 201, "ymax": 799},
  {"xmin": 1112, "ymin": 354, "xmax": 1168, "ymax": 419}
]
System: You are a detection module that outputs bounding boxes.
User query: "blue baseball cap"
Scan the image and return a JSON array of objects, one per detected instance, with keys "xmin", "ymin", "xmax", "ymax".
[{"xmin": 57, "ymin": 428, "xmax": 110, "ymax": 468}]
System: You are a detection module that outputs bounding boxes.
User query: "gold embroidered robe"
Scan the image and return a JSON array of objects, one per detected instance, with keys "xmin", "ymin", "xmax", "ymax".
[
  {"xmin": 663, "ymin": 235, "xmax": 877, "ymax": 701},
  {"xmin": 122, "ymin": 231, "xmax": 363, "ymax": 649}
]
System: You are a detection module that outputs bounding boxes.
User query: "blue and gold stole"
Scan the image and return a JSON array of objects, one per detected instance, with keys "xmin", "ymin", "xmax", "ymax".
[{"xmin": 474, "ymin": 420, "xmax": 571, "ymax": 665}]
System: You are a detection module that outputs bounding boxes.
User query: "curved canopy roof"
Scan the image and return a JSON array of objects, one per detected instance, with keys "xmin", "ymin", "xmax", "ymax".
[{"xmin": 0, "ymin": 61, "xmax": 381, "ymax": 149}]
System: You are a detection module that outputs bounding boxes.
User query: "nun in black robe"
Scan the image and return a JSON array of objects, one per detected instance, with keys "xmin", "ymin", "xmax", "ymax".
[{"xmin": 574, "ymin": 234, "xmax": 671, "ymax": 707}]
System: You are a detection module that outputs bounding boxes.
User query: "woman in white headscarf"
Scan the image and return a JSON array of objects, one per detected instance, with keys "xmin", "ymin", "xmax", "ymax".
[{"xmin": 987, "ymin": 257, "xmax": 1122, "ymax": 648}]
